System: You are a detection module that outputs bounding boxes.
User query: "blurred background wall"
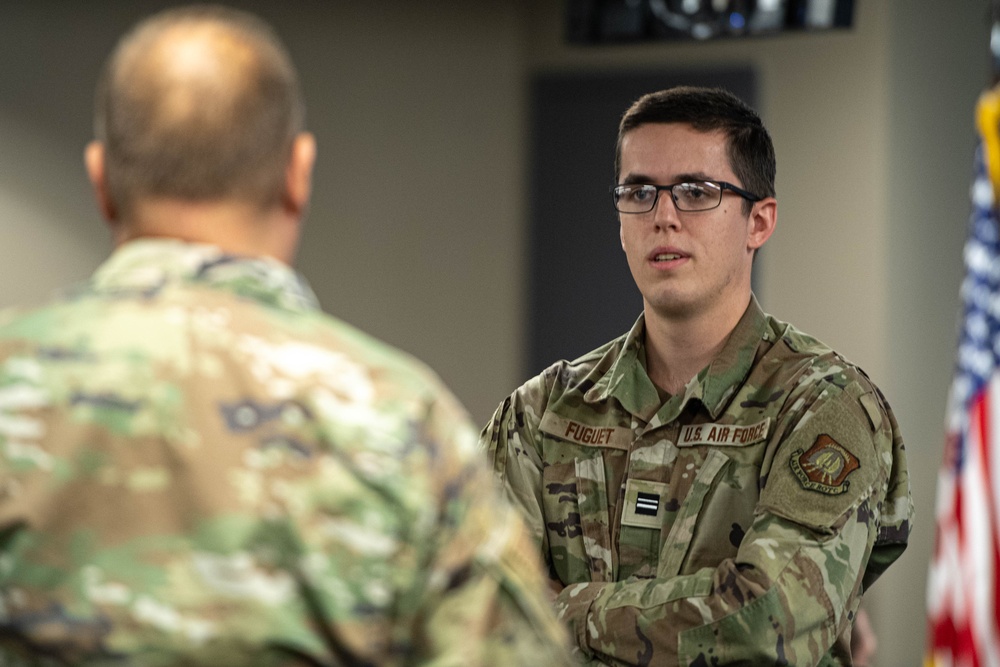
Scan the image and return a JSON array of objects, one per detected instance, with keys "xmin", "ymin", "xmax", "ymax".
[{"xmin": 0, "ymin": 1, "xmax": 989, "ymax": 664}]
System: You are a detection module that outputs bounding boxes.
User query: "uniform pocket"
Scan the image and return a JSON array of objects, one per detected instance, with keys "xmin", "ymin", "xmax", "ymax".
[
  {"xmin": 657, "ymin": 449, "xmax": 731, "ymax": 579},
  {"xmin": 539, "ymin": 453, "xmax": 614, "ymax": 584},
  {"xmin": 538, "ymin": 411, "xmax": 630, "ymax": 583},
  {"xmin": 574, "ymin": 456, "xmax": 613, "ymax": 581}
]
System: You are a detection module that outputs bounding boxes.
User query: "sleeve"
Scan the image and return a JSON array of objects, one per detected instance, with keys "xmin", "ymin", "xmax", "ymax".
[
  {"xmin": 409, "ymin": 386, "xmax": 576, "ymax": 666},
  {"xmin": 551, "ymin": 378, "xmax": 906, "ymax": 666},
  {"xmin": 479, "ymin": 374, "xmax": 552, "ymax": 555}
]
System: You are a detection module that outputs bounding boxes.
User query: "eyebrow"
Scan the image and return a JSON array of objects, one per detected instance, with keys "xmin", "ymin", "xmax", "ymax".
[{"xmin": 619, "ymin": 172, "xmax": 718, "ymax": 185}]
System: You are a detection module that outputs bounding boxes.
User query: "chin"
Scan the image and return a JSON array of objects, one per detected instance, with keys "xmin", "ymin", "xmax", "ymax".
[{"xmin": 644, "ymin": 293, "xmax": 700, "ymax": 319}]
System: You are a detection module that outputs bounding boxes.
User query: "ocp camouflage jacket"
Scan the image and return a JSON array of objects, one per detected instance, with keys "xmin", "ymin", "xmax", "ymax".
[
  {"xmin": 0, "ymin": 238, "xmax": 573, "ymax": 666},
  {"xmin": 482, "ymin": 296, "xmax": 912, "ymax": 666}
]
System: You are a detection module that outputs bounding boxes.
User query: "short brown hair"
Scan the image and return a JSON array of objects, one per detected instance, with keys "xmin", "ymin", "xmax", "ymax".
[
  {"xmin": 94, "ymin": 5, "xmax": 305, "ymax": 216},
  {"xmin": 615, "ymin": 86, "xmax": 775, "ymax": 214}
]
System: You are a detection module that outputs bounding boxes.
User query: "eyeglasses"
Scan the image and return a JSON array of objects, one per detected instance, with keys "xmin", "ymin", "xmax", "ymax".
[{"xmin": 611, "ymin": 180, "xmax": 762, "ymax": 213}]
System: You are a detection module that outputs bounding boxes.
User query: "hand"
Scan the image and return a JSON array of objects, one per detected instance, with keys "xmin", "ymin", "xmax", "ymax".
[{"xmin": 851, "ymin": 607, "xmax": 877, "ymax": 667}]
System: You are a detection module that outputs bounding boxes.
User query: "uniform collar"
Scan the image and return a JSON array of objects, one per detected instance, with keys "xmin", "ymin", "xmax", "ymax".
[
  {"xmin": 89, "ymin": 238, "xmax": 321, "ymax": 314},
  {"xmin": 588, "ymin": 295, "xmax": 769, "ymax": 425}
]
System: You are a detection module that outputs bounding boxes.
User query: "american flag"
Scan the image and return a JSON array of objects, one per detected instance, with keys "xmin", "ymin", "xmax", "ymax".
[{"xmin": 927, "ymin": 91, "xmax": 1000, "ymax": 667}]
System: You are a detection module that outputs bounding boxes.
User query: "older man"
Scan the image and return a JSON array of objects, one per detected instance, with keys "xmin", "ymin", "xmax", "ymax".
[{"xmin": 0, "ymin": 6, "xmax": 571, "ymax": 665}]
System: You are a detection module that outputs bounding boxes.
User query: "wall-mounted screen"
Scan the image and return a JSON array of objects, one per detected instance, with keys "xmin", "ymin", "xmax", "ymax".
[{"xmin": 567, "ymin": 0, "xmax": 855, "ymax": 44}]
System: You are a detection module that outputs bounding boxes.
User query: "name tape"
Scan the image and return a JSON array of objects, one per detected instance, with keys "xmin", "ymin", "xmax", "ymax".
[{"xmin": 539, "ymin": 413, "xmax": 632, "ymax": 450}]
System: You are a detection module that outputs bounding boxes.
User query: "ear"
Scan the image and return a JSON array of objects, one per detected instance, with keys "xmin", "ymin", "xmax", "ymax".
[
  {"xmin": 620, "ymin": 217, "xmax": 626, "ymax": 251},
  {"xmin": 84, "ymin": 141, "xmax": 118, "ymax": 223},
  {"xmin": 746, "ymin": 197, "xmax": 777, "ymax": 252},
  {"xmin": 283, "ymin": 132, "xmax": 316, "ymax": 217}
]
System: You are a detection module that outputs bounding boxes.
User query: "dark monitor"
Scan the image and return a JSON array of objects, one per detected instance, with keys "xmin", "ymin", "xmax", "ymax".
[{"xmin": 567, "ymin": 0, "xmax": 855, "ymax": 45}]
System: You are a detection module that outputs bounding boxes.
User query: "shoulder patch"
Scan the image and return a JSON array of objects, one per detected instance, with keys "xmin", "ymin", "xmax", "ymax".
[{"xmin": 790, "ymin": 434, "xmax": 860, "ymax": 495}]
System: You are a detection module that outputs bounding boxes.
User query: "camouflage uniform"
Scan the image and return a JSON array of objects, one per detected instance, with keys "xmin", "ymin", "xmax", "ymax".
[
  {"xmin": 482, "ymin": 296, "xmax": 911, "ymax": 666},
  {"xmin": 0, "ymin": 238, "xmax": 573, "ymax": 666}
]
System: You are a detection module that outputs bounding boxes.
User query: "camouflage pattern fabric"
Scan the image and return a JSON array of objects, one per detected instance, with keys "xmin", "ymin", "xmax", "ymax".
[
  {"xmin": 0, "ymin": 238, "xmax": 573, "ymax": 666},
  {"xmin": 482, "ymin": 296, "xmax": 911, "ymax": 666}
]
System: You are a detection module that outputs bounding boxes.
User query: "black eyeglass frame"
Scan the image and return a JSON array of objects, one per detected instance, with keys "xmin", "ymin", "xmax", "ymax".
[{"xmin": 611, "ymin": 180, "xmax": 763, "ymax": 213}]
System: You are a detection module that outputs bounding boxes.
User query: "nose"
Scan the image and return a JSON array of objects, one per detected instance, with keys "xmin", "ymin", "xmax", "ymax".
[{"xmin": 651, "ymin": 189, "xmax": 681, "ymax": 231}]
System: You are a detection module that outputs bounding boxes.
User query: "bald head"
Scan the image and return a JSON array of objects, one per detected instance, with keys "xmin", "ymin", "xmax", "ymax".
[{"xmin": 94, "ymin": 5, "xmax": 305, "ymax": 218}]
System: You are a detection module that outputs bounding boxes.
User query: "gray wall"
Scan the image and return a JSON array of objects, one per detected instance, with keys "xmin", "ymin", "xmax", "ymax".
[
  {"xmin": 0, "ymin": 0, "xmax": 528, "ymax": 422},
  {"xmin": 0, "ymin": 2, "xmax": 990, "ymax": 665}
]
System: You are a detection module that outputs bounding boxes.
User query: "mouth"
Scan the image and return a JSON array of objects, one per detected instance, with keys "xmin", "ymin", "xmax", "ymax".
[{"xmin": 647, "ymin": 248, "xmax": 688, "ymax": 264}]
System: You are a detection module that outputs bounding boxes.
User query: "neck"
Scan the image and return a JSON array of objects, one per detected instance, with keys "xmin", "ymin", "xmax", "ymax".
[
  {"xmin": 112, "ymin": 197, "xmax": 299, "ymax": 265},
  {"xmin": 642, "ymin": 292, "xmax": 751, "ymax": 395}
]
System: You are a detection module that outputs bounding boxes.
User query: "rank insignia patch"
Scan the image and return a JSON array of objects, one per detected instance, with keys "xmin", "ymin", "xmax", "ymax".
[
  {"xmin": 790, "ymin": 434, "xmax": 860, "ymax": 495},
  {"xmin": 635, "ymin": 491, "xmax": 660, "ymax": 516}
]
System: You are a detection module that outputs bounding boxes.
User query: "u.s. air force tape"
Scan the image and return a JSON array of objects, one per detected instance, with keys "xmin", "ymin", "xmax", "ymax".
[{"xmin": 677, "ymin": 418, "xmax": 770, "ymax": 447}]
